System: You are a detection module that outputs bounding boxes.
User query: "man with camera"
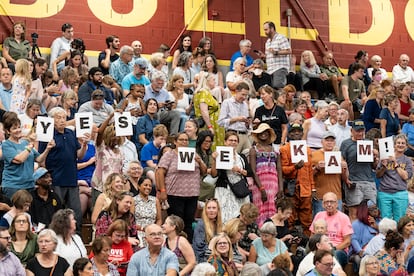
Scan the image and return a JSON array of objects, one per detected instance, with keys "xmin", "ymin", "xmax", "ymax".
[{"xmin": 143, "ymin": 71, "xmax": 181, "ymax": 135}]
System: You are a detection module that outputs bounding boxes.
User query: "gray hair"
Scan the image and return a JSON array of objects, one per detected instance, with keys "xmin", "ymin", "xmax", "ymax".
[
  {"xmin": 38, "ymin": 229, "xmax": 58, "ymax": 246},
  {"xmin": 359, "ymin": 255, "xmax": 378, "ymax": 276},
  {"xmin": 252, "ymin": 59, "xmax": 265, "ymax": 68},
  {"xmin": 191, "ymin": 262, "xmax": 216, "ymax": 276},
  {"xmin": 378, "ymin": 218, "xmax": 397, "ymax": 235},
  {"xmin": 288, "ymin": 112, "xmax": 303, "ymax": 124},
  {"xmin": 233, "ymin": 57, "xmax": 246, "ymax": 70},
  {"xmin": 240, "ymin": 262, "xmax": 261, "ymax": 276},
  {"xmin": 260, "ymin": 221, "xmax": 277, "ymax": 236},
  {"xmin": 314, "ymin": 100, "xmax": 329, "ymax": 110},
  {"xmin": 177, "ymin": 51, "xmax": 193, "ymax": 67},
  {"xmin": 151, "ymin": 70, "xmax": 167, "ymax": 82},
  {"xmin": 239, "ymin": 39, "xmax": 252, "ymax": 47},
  {"xmin": 120, "ymin": 45, "xmax": 133, "ymax": 55},
  {"xmin": 48, "ymin": 106, "xmax": 67, "ymax": 118}
]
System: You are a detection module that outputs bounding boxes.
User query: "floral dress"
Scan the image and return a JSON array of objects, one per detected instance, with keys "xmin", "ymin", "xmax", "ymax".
[
  {"xmin": 194, "ymin": 88, "xmax": 224, "ymax": 149},
  {"xmin": 10, "ymin": 77, "xmax": 29, "ymax": 114},
  {"xmin": 134, "ymin": 194, "xmax": 157, "ymax": 247},
  {"xmin": 251, "ymin": 146, "xmax": 279, "ymax": 226}
]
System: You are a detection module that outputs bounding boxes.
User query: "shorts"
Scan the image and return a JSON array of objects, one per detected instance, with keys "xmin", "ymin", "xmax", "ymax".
[{"xmin": 344, "ymin": 180, "xmax": 377, "ymax": 206}]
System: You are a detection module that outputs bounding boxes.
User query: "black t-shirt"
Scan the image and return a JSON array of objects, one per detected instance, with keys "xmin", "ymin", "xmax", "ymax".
[
  {"xmin": 98, "ymin": 51, "xmax": 119, "ymax": 75},
  {"xmin": 26, "ymin": 256, "xmax": 69, "ymax": 276},
  {"xmin": 254, "ymin": 104, "xmax": 288, "ymax": 144},
  {"xmin": 252, "ymin": 73, "xmax": 272, "ymax": 91}
]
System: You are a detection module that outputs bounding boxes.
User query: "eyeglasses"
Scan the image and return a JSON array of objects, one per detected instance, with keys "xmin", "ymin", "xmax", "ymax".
[
  {"xmin": 217, "ymin": 242, "xmax": 229, "ymax": 246},
  {"xmin": 323, "ymin": 200, "xmax": 336, "ymax": 205},
  {"xmin": 206, "ymin": 198, "xmax": 218, "ymax": 202},
  {"xmin": 15, "ymin": 219, "xmax": 28, "ymax": 224},
  {"xmin": 319, "ymin": 262, "xmax": 334, "ymax": 267},
  {"xmin": 366, "ymin": 261, "xmax": 379, "ymax": 266},
  {"xmin": 0, "ymin": 236, "xmax": 11, "ymax": 241},
  {"xmin": 239, "ymin": 64, "xmax": 246, "ymax": 66},
  {"xmin": 148, "ymin": 232, "xmax": 163, "ymax": 238}
]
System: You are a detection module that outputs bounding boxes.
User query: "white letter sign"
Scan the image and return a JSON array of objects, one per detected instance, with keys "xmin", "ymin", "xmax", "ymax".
[
  {"xmin": 357, "ymin": 140, "xmax": 374, "ymax": 162},
  {"xmin": 324, "ymin": 151, "xmax": 342, "ymax": 174},
  {"xmin": 215, "ymin": 146, "xmax": 234, "ymax": 170},
  {"xmin": 36, "ymin": 116, "xmax": 54, "ymax": 142},
  {"xmin": 177, "ymin": 147, "xmax": 195, "ymax": 171},
  {"xmin": 75, "ymin": 112, "xmax": 93, "ymax": 137},
  {"xmin": 290, "ymin": 140, "xmax": 308, "ymax": 163},
  {"xmin": 378, "ymin": 136, "xmax": 395, "ymax": 160},
  {"xmin": 114, "ymin": 112, "xmax": 133, "ymax": 136}
]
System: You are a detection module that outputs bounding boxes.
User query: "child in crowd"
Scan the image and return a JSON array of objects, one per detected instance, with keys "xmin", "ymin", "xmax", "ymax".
[{"xmin": 313, "ymin": 219, "xmax": 328, "ymax": 235}]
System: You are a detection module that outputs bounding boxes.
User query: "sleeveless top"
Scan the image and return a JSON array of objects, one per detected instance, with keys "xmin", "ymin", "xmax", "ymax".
[
  {"xmin": 306, "ymin": 117, "xmax": 325, "ymax": 149},
  {"xmin": 165, "ymin": 236, "xmax": 187, "ymax": 270}
]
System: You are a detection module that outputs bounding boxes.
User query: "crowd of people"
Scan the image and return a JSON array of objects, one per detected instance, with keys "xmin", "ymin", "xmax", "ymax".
[{"xmin": 2, "ymin": 19, "xmax": 414, "ymax": 276}]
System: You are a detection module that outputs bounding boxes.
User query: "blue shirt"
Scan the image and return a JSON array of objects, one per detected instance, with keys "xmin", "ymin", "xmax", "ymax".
[
  {"xmin": 39, "ymin": 128, "xmax": 80, "ymax": 187},
  {"xmin": 402, "ymin": 122, "xmax": 414, "ymax": 146},
  {"xmin": 144, "ymin": 85, "xmax": 171, "ymax": 104},
  {"xmin": 109, "ymin": 58, "xmax": 134, "ymax": 85},
  {"xmin": 77, "ymin": 141, "xmax": 96, "ymax": 185},
  {"xmin": 2, "ymin": 139, "xmax": 40, "ymax": 189},
  {"xmin": 126, "ymin": 246, "xmax": 179, "ymax": 276},
  {"xmin": 379, "ymin": 108, "xmax": 400, "ymax": 137},
  {"xmin": 362, "ymin": 99, "xmax": 382, "ymax": 131},
  {"xmin": 0, "ymin": 83, "xmax": 12, "ymax": 111},
  {"xmin": 229, "ymin": 51, "xmax": 253, "ymax": 71},
  {"xmin": 121, "ymin": 73, "xmax": 150, "ymax": 91},
  {"xmin": 140, "ymin": 141, "xmax": 160, "ymax": 168},
  {"xmin": 135, "ymin": 114, "xmax": 159, "ymax": 151}
]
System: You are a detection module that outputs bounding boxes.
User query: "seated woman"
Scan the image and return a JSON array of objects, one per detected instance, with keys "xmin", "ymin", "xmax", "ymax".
[
  {"xmin": 90, "ymin": 219, "xmax": 133, "ymax": 276},
  {"xmin": 0, "ymin": 189, "xmax": 33, "ymax": 228},
  {"xmin": 163, "ymin": 215, "xmax": 196, "ymax": 275},
  {"xmin": 359, "ymin": 255, "xmax": 381, "ymax": 276},
  {"xmin": 92, "ymin": 173, "xmax": 126, "ymax": 224},
  {"xmin": 26, "ymin": 229, "xmax": 71, "ymax": 276},
  {"xmin": 223, "ymin": 218, "xmax": 246, "ymax": 271},
  {"xmin": 238, "ymin": 203, "xmax": 260, "ymax": 258},
  {"xmin": 50, "ymin": 209, "xmax": 87, "ymax": 267},
  {"xmin": 72, "ymin": 257, "xmax": 93, "ymax": 276},
  {"xmin": 9, "ymin": 213, "xmax": 38, "ymax": 266},
  {"xmin": 95, "ymin": 191, "xmax": 139, "ymax": 247},
  {"xmin": 248, "ymin": 222, "xmax": 292, "ymax": 275},
  {"xmin": 193, "ymin": 198, "xmax": 223, "ymax": 263},
  {"xmin": 167, "ymin": 74, "xmax": 191, "ymax": 132},
  {"xmin": 375, "ymin": 229, "xmax": 408, "ymax": 275},
  {"xmin": 207, "ymin": 233, "xmax": 239, "ymax": 276},
  {"xmin": 300, "ymin": 50, "xmax": 328, "ymax": 99},
  {"xmin": 134, "ymin": 176, "xmax": 162, "ymax": 246},
  {"xmin": 90, "ymin": 236, "xmax": 120, "ymax": 276}
]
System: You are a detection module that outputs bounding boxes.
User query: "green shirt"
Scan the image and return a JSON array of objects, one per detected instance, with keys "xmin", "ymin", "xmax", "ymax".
[{"xmin": 3, "ymin": 37, "xmax": 31, "ymax": 61}]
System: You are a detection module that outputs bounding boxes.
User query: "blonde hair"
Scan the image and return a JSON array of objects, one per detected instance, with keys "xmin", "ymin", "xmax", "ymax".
[
  {"xmin": 103, "ymin": 173, "xmax": 124, "ymax": 200},
  {"xmin": 300, "ymin": 50, "xmax": 317, "ymax": 66},
  {"xmin": 202, "ymin": 199, "xmax": 223, "ymax": 243},
  {"xmin": 223, "ymin": 218, "xmax": 245, "ymax": 241},
  {"xmin": 13, "ymin": 59, "xmax": 31, "ymax": 88},
  {"xmin": 210, "ymin": 233, "xmax": 234, "ymax": 260}
]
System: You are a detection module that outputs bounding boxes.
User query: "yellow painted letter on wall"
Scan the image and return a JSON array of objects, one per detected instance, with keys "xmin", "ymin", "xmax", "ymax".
[
  {"xmin": 185, "ymin": 0, "xmax": 245, "ymax": 35},
  {"xmin": 0, "ymin": 0, "xmax": 65, "ymax": 17},
  {"xmin": 87, "ymin": 0, "xmax": 156, "ymax": 27},
  {"xmin": 405, "ymin": 0, "xmax": 414, "ymax": 40},
  {"xmin": 259, "ymin": 0, "xmax": 318, "ymax": 41},
  {"xmin": 329, "ymin": 0, "xmax": 393, "ymax": 45}
]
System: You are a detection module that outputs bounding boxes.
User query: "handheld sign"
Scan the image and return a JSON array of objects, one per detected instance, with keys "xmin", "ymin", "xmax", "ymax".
[
  {"xmin": 75, "ymin": 112, "xmax": 93, "ymax": 138},
  {"xmin": 215, "ymin": 146, "xmax": 234, "ymax": 170},
  {"xmin": 356, "ymin": 140, "xmax": 374, "ymax": 162},
  {"xmin": 324, "ymin": 151, "xmax": 342, "ymax": 174},
  {"xmin": 36, "ymin": 116, "xmax": 54, "ymax": 142},
  {"xmin": 378, "ymin": 136, "xmax": 395, "ymax": 160},
  {"xmin": 290, "ymin": 140, "xmax": 308, "ymax": 163},
  {"xmin": 114, "ymin": 112, "xmax": 133, "ymax": 136},
  {"xmin": 177, "ymin": 147, "xmax": 195, "ymax": 171}
]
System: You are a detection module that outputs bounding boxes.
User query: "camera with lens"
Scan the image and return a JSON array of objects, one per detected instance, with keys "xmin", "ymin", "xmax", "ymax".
[{"xmin": 31, "ymin": 33, "xmax": 39, "ymax": 43}]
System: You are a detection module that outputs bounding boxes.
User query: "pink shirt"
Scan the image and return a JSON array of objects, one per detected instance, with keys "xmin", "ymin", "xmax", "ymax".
[{"xmin": 310, "ymin": 211, "xmax": 353, "ymax": 247}]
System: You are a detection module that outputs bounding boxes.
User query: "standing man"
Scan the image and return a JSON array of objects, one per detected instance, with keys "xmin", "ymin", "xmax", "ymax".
[
  {"xmin": 311, "ymin": 131, "xmax": 348, "ymax": 216},
  {"xmin": 339, "ymin": 63, "xmax": 366, "ymax": 120},
  {"xmin": 0, "ymin": 67, "xmax": 12, "ymax": 111},
  {"xmin": 127, "ymin": 224, "xmax": 179, "ymax": 276},
  {"xmin": 340, "ymin": 120, "xmax": 378, "ymax": 221},
  {"xmin": 38, "ymin": 107, "xmax": 90, "ymax": 232},
  {"xmin": 0, "ymin": 226, "xmax": 25, "ymax": 276},
  {"xmin": 261, "ymin": 21, "xmax": 291, "ymax": 88},
  {"xmin": 109, "ymin": 45, "xmax": 134, "ymax": 86},
  {"xmin": 218, "ymin": 82, "xmax": 251, "ymax": 153},
  {"xmin": 310, "ymin": 192, "xmax": 353, "ymax": 268},
  {"xmin": 78, "ymin": 67, "xmax": 114, "ymax": 106},
  {"xmin": 392, "ymin": 54, "xmax": 414, "ymax": 83},
  {"xmin": 143, "ymin": 71, "xmax": 181, "ymax": 135},
  {"xmin": 279, "ymin": 123, "xmax": 314, "ymax": 236},
  {"xmin": 50, "ymin": 23, "xmax": 73, "ymax": 73},
  {"xmin": 98, "ymin": 35, "xmax": 120, "ymax": 75}
]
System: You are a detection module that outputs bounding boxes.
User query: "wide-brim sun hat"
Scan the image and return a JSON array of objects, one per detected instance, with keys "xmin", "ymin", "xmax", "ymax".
[{"xmin": 251, "ymin": 123, "xmax": 276, "ymax": 144}]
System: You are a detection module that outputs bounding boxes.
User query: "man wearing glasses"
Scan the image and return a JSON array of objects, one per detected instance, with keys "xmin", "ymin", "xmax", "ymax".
[
  {"xmin": 127, "ymin": 224, "xmax": 179, "ymax": 275},
  {"xmin": 310, "ymin": 192, "xmax": 353, "ymax": 268},
  {"xmin": 305, "ymin": 249, "xmax": 336, "ymax": 276},
  {"xmin": 0, "ymin": 226, "xmax": 25, "ymax": 275}
]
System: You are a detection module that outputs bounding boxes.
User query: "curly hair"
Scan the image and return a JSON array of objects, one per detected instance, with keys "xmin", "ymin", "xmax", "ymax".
[
  {"xmin": 103, "ymin": 173, "xmax": 124, "ymax": 200},
  {"xmin": 384, "ymin": 229, "xmax": 404, "ymax": 251},
  {"xmin": 49, "ymin": 208, "xmax": 75, "ymax": 244}
]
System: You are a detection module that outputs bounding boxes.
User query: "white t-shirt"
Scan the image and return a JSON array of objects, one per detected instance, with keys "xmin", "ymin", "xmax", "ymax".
[{"xmin": 55, "ymin": 234, "xmax": 87, "ymax": 267}]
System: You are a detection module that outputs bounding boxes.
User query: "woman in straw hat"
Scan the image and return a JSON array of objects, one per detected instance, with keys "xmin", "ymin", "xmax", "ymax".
[{"xmin": 249, "ymin": 123, "xmax": 283, "ymax": 226}]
